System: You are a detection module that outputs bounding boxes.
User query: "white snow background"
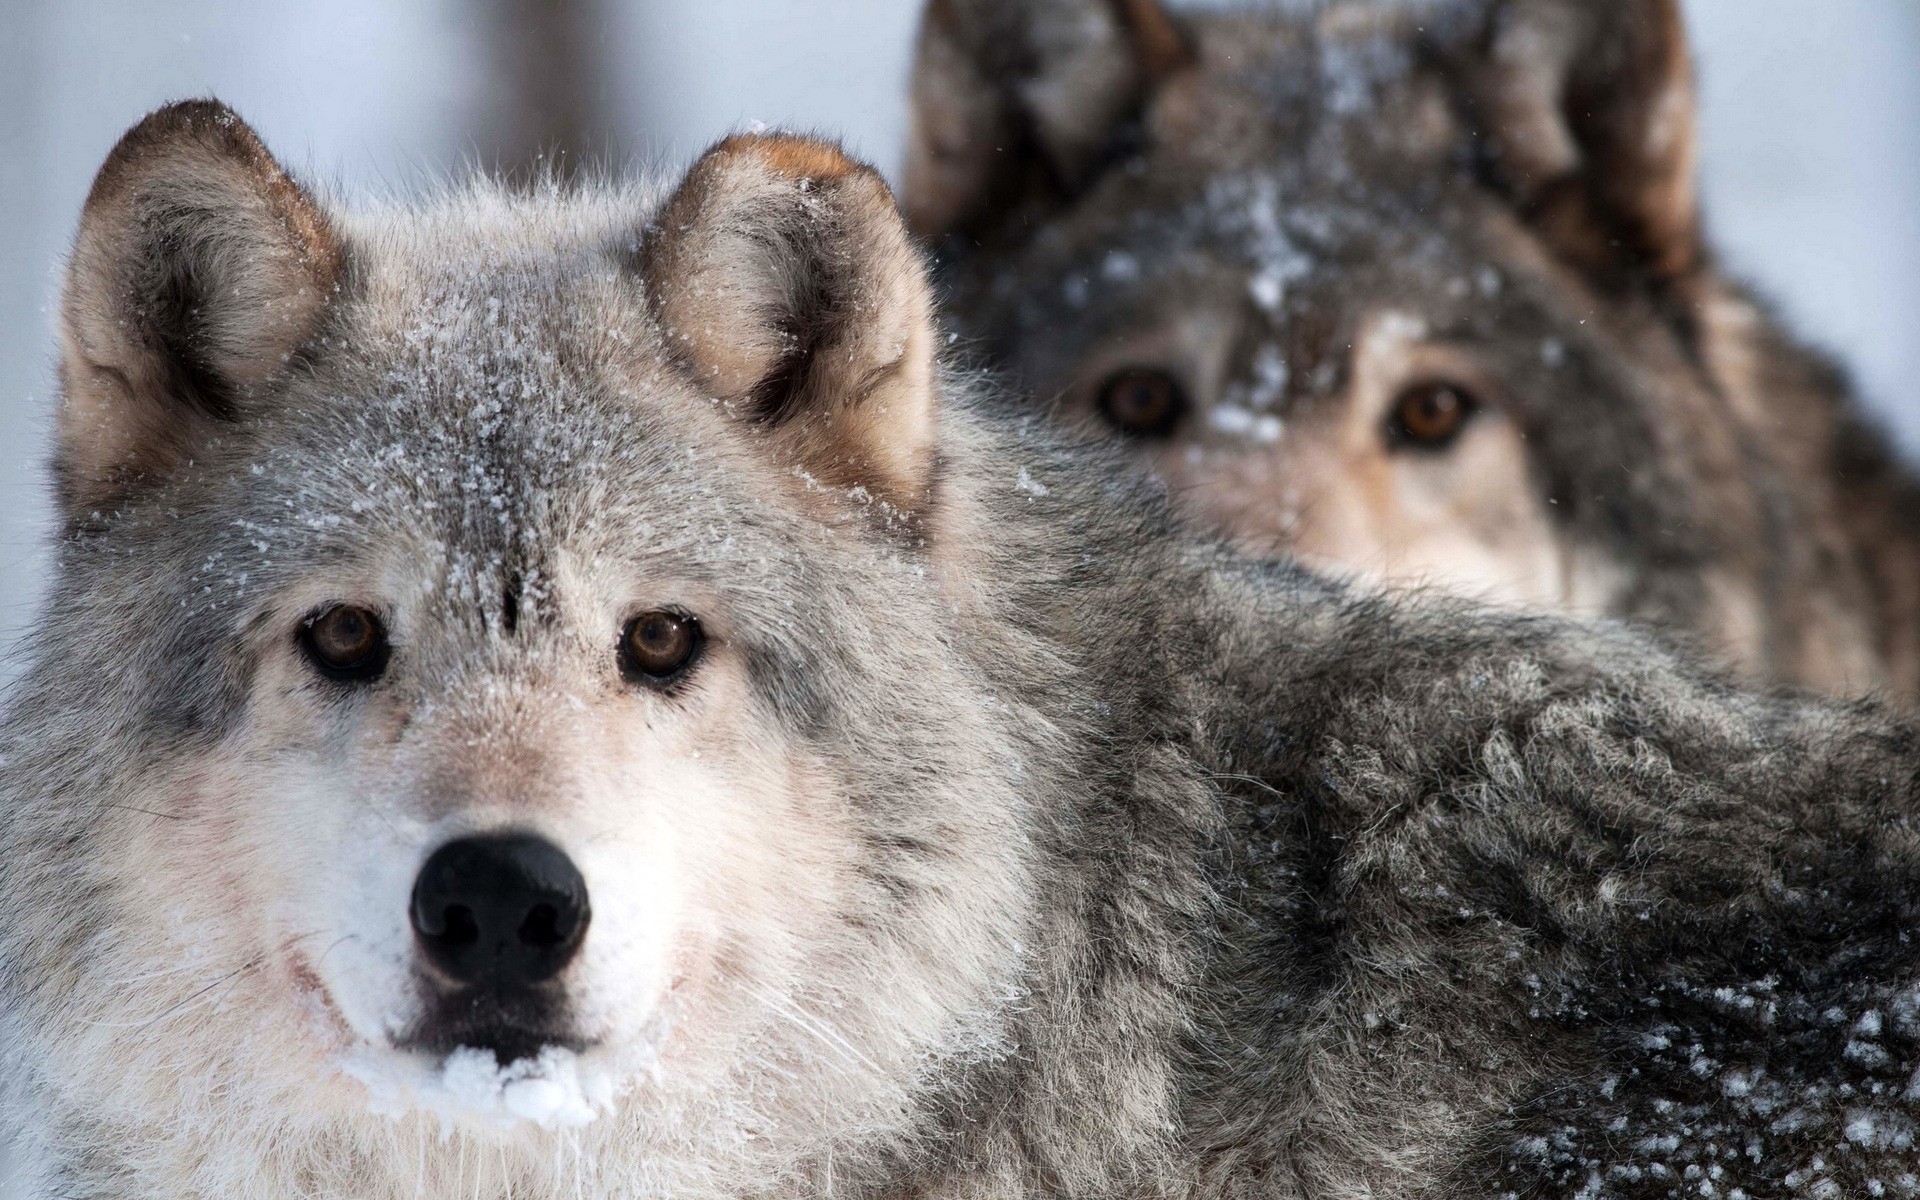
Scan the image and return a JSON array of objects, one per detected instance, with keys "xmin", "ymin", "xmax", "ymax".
[{"xmin": 0, "ymin": 0, "xmax": 1917, "ymax": 1189}]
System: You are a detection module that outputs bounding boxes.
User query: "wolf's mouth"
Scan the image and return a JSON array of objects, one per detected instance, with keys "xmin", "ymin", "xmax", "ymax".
[
  {"xmin": 344, "ymin": 1039, "xmax": 616, "ymax": 1131},
  {"xmin": 406, "ymin": 983, "xmax": 589, "ymax": 1066}
]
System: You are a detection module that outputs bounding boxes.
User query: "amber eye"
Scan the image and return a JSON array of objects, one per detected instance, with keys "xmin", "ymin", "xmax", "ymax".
[
  {"xmin": 299, "ymin": 605, "xmax": 389, "ymax": 683},
  {"xmin": 621, "ymin": 610, "xmax": 703, "ymax": 684},
  {"xmin": 1387, "ymin": 381, "xmax": 1477, "ymax": 450},
  {"xmin": 1095, "ymin": 368, "xmax": 1188, "ymax": 438}
]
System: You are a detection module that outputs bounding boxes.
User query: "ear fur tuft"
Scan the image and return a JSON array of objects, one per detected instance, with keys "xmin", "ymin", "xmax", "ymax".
[
  {"xmin": 642, "ymin": 133, "xmax": 938, "ymax": 515},
  {"xmin": 902, "ymin": 0, "xmax": 1193, "ymax": 239},
  {"xmin": 1468, "ymin": 0, "xmax": 1700, "ymax": 284},
  {"xmin": 58, "ymin": 99, "xmax": 342, "ymax": 523}
]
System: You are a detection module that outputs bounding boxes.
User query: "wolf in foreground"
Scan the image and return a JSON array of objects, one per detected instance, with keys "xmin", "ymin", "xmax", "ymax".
[
  {"xmin": 10, "ymin": 102, "xmax": 1920, "ymax": 1199},
  {"xmin": 909, "ymin": 0, "xmax": 1920, "ymax": 699}
]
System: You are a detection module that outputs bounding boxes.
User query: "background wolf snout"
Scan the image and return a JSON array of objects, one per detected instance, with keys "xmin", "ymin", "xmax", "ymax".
[{"xmin": 409, "ymin": 833, "xmax": 590, "ymax": 987}]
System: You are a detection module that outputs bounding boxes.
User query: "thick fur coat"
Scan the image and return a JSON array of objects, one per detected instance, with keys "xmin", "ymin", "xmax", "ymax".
[
  {"xmin": 6, "ymin": 103, "xmax": 1920, "ymax": 1199},
  {"xmin": 911, "ymin": 0, "xmax": 1920, "ymax": 699}
]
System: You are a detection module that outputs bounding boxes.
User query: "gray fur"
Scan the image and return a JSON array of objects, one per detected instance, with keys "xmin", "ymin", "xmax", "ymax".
[{"xmin": 7, "ymin": 103, "xmax": 1920, "ymax": 1199}]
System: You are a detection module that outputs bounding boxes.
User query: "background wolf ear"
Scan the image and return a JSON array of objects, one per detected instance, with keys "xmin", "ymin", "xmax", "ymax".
[
  {"xmin": 58, "ymin": 100, "xmax": 343, "ymax": 524},
  {"xmin": 902, "ymin": 0, "xmax": 1192, "ymax": 240},
  {"xmin": 1465, "ymin": 0, "xmax": 1700, "ymax": 286},
  {"xmin": 640, "ymin": 134, "xmax": 938, "ymax": 514}
]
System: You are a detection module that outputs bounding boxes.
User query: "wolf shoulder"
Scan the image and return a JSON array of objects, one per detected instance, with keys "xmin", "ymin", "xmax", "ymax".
[{"xmin": 1192, "ymin": 553, "xmax": 1919, "ymax": 921}]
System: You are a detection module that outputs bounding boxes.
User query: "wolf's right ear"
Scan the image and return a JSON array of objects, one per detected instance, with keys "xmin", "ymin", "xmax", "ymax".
[
  {"xmin": 902, "ymin": 0, "xmax": 1192, "ymax": 240},
  {"xmin": 640, "ymin": 135, "xmax": 937, "ymax": 514},
  {"xmin": 1462, "ymin": 0, "xmax": 1701, "ymax": 284},
  {"xmin": 58, "ymin": 100, "xmax": 343, "ymax": 524}
]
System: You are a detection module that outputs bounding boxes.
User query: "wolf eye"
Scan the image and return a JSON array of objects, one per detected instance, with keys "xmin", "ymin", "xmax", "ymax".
[
  {"xmin": 1387, "ymin": 381, "xmax": 1476, "ymax": 450},
  {"xmin": 1095, "ymin": 368, "xmax": 1187, "ymax": 438},
  {"xmin": 621, "ymin": 611, "xmax": 703, "ymax": 684},
  {"xmin": 299, "ymin": 605, "xmax": 389, "ymax": 683}
]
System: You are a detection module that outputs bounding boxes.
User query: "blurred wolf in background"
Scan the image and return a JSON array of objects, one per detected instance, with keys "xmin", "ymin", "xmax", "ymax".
[
  {"xmin": 18, "ymin": 100, "xmax": 1920, "ymax": 1199},
  {"xmin": 908, "ymin": 0, "xmax": 1920, "ymax": 698}
]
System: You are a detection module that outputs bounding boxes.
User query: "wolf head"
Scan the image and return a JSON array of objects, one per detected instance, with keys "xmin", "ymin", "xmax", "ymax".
[
  {"xmin": 3, "ymin": 102, "xmax": 1062, "ymax": 1194},
  {"xmin": 912, "ymin": 0, "xmax": 1891, "ymax": 691}
]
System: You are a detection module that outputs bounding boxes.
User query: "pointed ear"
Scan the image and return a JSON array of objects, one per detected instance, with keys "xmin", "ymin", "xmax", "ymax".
[
  {"xmin": 58, "ymin": 100, "xmax": 343, "ymax": 524},
  {"xmin": 1465, "ymin": 0, "xmax": 1700, "ymax": 284},
  {"xmin": 640, "ymin": 134, "xmax": 938, "ymax": 514},
  {"xmin": 902, "ymin": 0, "xmax": 1192, "ymax": 240}
]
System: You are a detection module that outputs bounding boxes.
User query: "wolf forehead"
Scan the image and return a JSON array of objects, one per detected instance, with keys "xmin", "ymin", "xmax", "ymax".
[
  {"xmin": 954, "ymin": 48, "xmax": 1508, "ymax": 344},
  {"xmin": 110, "ymin": 227, "xmax": 736, "ymax": 632},
  {"xmin": 1013, "ymin": 167, "xmax": 1482, "ymax": 309},
  {"xmin": 243, "ymin": 206, "xmax": 718, "ymax": 515}
]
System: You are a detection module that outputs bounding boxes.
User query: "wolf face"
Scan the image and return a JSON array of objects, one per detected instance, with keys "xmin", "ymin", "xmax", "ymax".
[
  {"xmin": 3, "ymin": 104, "xmax": 1048, "ymax": 1195},
  {"xmin": 911, "ymin": 0, "xmax": 1919, "ymax": 695}
]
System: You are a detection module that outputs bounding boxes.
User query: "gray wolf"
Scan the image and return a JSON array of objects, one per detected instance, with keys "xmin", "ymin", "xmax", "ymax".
[
  {"xmin": 908, "ymin": 0, "xmax": 1920, "ymax": 698},
  {"xmin": 10, "ymin": 100, "xmax": 1920, "ymax": 1198}
]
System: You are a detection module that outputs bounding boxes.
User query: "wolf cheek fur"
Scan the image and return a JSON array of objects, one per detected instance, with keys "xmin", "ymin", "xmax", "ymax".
[
  {"xmin": 911, "ymin": 0, "xmax": 1920, "ymax": 699},
  {"xmin": 9, "ymin": 102, "xmax": 1920, "ymax": 1199}
]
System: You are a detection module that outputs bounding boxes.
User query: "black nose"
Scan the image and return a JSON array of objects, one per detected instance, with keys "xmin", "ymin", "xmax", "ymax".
[{"xmin": 410, "ymin": 833, "xmax": 590, "ymax": 987}]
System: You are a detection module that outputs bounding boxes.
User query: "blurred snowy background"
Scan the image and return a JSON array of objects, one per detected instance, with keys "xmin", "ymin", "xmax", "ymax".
[{"xmin": 0, "ymin": 0, "xmax": 1917, "ymax": 694}]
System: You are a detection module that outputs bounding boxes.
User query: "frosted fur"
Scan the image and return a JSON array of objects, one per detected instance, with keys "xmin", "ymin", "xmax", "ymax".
[
  {"xmin": 341, "ymin": 1045, "xmax": 616, "ymax": 1132},
  {"xmin": 12, "ymin": 104, "xmax": 1920, "ymax": 1198}
]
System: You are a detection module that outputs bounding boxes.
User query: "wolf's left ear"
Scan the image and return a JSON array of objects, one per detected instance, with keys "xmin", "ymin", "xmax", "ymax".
[
  {"xmin": 58, "ymin": 100, "xmax": 343, "ymax": 524},
  {"xmin": 641, "ymin": 134, "xmax": 937, "ymax": 513},
  {"xmin": 1463, "ymin": 0, "xmax": 1700, "ymax": 284},
  {"xmin": 902, "ymin": 0, "xmax": 1192, "ymax": 240}
]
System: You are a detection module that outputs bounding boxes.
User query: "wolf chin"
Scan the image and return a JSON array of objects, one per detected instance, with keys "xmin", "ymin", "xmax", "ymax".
[
  {"xmin": 9, "ymin": 101, "xmax": 1920, "ymax": 1198},
  {"xmin": 910, "ymin": 0, "xmax": 1920, "ymax": 699}
]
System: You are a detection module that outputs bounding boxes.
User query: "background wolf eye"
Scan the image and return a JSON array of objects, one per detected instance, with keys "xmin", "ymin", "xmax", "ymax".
[
  {"xmin": 1095, "ymin": 368, "xmax": 1187, "ymax": 438},
  {"xmin": 621, "ymin": 611, "xmax": 703, "ymax": 684},
  {"xmin": 300, "ymin": 605, "xmax": 389, "ymax": 683},
  {"xmin": 1387, "ymin": 381, "xmax": 1477, "ymax": 450}
]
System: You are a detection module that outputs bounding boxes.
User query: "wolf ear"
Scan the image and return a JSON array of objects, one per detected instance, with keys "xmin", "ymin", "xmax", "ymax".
[
  {"xmin": 641, "ymin": 134, "xmax": 938, "ymax": 513},
  {"xmin": 1466, "ymin": 0, "xmax": 1700, "ymax": 284},
  {"xmin": 902, "ymin": 0, "xmax": 1192, "ymax": 240},
  {"xmin": 58, "ymin": 100, "xmax": 343, "ymax": 523}
]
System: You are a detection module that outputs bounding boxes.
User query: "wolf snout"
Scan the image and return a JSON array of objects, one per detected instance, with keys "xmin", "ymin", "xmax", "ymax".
[{"xmin": 409, "ymin": 833, "xmax": 591, "ymax": 987}]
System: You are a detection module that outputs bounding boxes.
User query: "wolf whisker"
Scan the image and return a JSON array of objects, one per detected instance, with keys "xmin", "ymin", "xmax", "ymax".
[
  {"xmin": 86, "ymin": 931, "xmax": 320, "ymax": 1029},
  {"xmin": 85, "ymin": 955, "xmax": 267, "ymax": 1030},
  {"xmin": 754, "ymin": 987, "xmax": 882, "ymax": 1077}
]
